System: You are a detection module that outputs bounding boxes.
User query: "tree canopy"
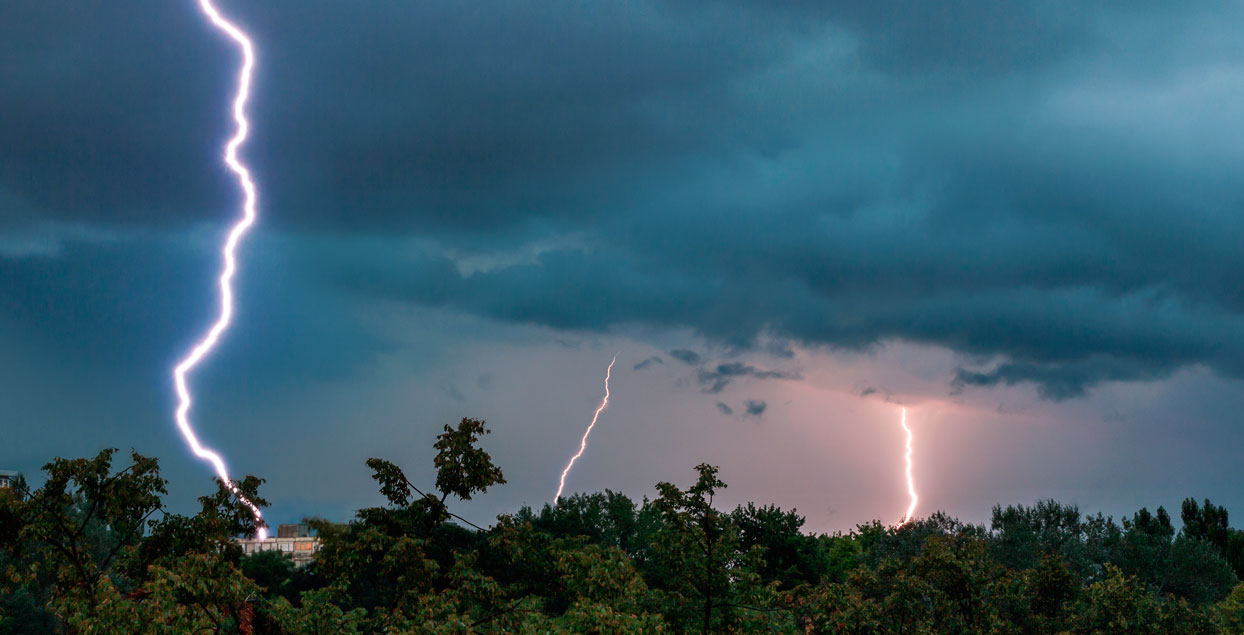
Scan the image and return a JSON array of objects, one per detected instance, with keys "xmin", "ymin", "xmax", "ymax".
[{"xmin": 3, "ymin": 416, "xmax": 1243, "ymax": 633}]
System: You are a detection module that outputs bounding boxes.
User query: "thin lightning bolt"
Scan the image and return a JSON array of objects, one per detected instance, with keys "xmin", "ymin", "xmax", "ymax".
[
  {"xmin": 174, "ymin": 0, "xmax": 266, "ymax": 539},
  {"xmin": 899, "ymin": 406, "xmax": 918, "ymax": 525},
  {"xmin": 555, "ymin": 355, "xmax": 617, "ymax": 501}
]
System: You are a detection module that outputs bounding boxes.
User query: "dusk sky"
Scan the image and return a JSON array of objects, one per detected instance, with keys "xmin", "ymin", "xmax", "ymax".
[{"xmin": 4, "ymin": 0, "xmax": 1244, "ymax": 533}]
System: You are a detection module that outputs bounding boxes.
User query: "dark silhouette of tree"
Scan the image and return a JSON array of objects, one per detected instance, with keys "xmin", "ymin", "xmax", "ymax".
[
  {"xmin": 4, "ymin": 420, "xmax": 1244, "ymax": 633},
  {"xmin": 1182, "ymin": 498, "xmax": 1229, "ymax": 552}
]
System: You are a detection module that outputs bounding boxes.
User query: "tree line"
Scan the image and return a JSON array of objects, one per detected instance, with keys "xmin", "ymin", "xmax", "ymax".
[{"xmin": 3, "ymin": 417, "xmax": 1244, "ymax": 633}]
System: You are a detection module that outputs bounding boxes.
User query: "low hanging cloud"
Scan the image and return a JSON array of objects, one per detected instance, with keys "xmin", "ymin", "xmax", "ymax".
[
  {"xmin": 952, "ymin": 356, "xmax": 1174, "ymax": 401},
  {"xmin": 669, "ymin": 349, "xmax": 702, "ymax": 366},
  {"xmin": 743, "ymin": 399, "xmax": 768, "ymax": 417},
  {"xmin": 715, "ymin": 402, "xmax": 734, "ymax": 416},
  {"xmin": 633, "ymin": 355, "xmax": 664, "ymax": 371},
  {"xmin": 696, "ymin": 362, "xmax": 800, "ymax": 394}
]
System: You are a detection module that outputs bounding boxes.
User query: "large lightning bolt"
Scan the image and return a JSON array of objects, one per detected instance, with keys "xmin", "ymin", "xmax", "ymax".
[
  {"xmin": 555, "ymin": 355, "xmax": 617, "ymax": 501},
  {"xmin": 898, "ymin": 406, "xmax": 918, "ymax": 525},
  {"xmin": 173, "ymin": 0, "xmax": 266, "ymax": 539}
]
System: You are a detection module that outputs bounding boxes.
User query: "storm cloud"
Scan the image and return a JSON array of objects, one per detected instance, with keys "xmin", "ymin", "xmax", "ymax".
[
  {"xmin": 669, "ymin": 350, "xmax": 703, "ymax": 366},
  {"xmin": 633, "ymin": 356, "xmax": 663, "ymax": 371},
  {"xmin": 743, "ymin": 400, "xmax": 767, "ymax": 418},
  {"xmin": 5, "ymin": 0, "xmax": 1244, "ymax": 400},
  {"xmin": 696, "ymin": 362, "xmax": 800, "ymax": 394}
]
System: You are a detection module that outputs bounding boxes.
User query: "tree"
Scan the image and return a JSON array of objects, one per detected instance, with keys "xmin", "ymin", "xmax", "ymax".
[
  {"xmin": 1214, "ymin": 582, "xmax": 1244, "ymax": 633},
  {"xmin": 908, "ymin": 533, "xmax": 1012, "ymax": 632},
  {"xmin": 989, "ymin": 499, "xmax": 1109, "ymax": 578},
  {"xmin": 1225, "ymin": 529, "xmax": 1244, "ymax": 580},
  {"xmin": 518, "ymin": 490, "xmax": 641, "ymax": 553},
  {"xmin": 1162, "ymin": 535, "xmax": 1237, "ymax": 605},
  {"xmin": 551, "ymin": 544, "xmax": 666, "ymax": 633},
  {"xmin": 649, "ymin": 464, "xmax": 733, "ymax": 633},
  {"xmin": 1025, "ymin": 554, "xmax": 1080, "ymax": 632},
  {"xmin": 648, "ymin": 464, "xmax": 786, "ymax": 634},
  {"xmin": 1072, "ymin": 564, "xmax": 1167, "ymax": 634},
  {"xmin": 307, "ymin": 417, "xmax": 516, "ymax": 632},
  {"xmin": 240, "ymin": 549, "xmax": 321, "ymax": 605},
  {"xmin": 730, "ymin": 503, "xmax": 819, "ymax": 589},
  {"xmin": 0, "ymin": 448, "xmax": 269, "ymax": 633},
  {"xmin": 8, "ymin": 424, "xmax": 1244, "ymax": 633},
  {"xmin": 1181, "ymin": 498, "xmax": 1229, "ymax": 552},
  {"xmin": 1117, "ymin": 506, "xmax": 1175, "ymax": 590}
]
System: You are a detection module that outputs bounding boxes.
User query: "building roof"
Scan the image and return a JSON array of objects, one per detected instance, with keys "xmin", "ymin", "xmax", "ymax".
[{"xmin": 0, "ymin": 470, "xmax": 20, "ymax": 478}]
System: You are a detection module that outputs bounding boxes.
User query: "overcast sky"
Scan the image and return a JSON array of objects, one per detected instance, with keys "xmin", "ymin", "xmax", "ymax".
[{"xmin": 3, "ymin": 0, "xmax": 1244, "ymax": 532}]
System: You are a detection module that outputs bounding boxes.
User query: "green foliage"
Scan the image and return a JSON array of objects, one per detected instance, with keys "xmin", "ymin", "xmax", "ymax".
[
  {"xmin": 5, "ymin": 418, "xmax": 1244, "ymax": 633},
  {"xmin": 1214, "ymin": 582, "xmax": 1244, "ymax": 632},
  {"xmin": 1164, "ymin": 535, "xmax": 1238, "ymax": 605},
  {"xmin": 1026, "ymin": 554, "xmax": 1080, "ymax": 631},
  {"xmin": 519, "ymin": 490, "xmax": 640, "ymax": 552},
  {"xmin": 433, "ymin": 417, "xmax": 506, "ymax": 501},
  {"xmin": 0, "ymin": 448, "xmax": 267, "ymax": 633},
  {"xmin": 1183, "ymin": 498, "xmax": 1230, "ymax": 552},
  {"xmin": 1068, "ymin": 563, "xmax": 1218, "ymax": 634},
  {"xmin": 649, "ymin": 464, "xmax": 740, "ymax": 633},
  {"xmin": 731, "ymin": 503, "xmax": 820, "ymax": 589},
  {"xmin": 240, "ymin": 549, "xmax": 320, "ymax": 605}
]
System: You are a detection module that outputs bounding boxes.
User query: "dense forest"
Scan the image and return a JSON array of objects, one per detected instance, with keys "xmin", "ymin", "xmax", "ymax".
[{"xmin": 4, "ymin": 417, "xmax": 1244, "ymax": 634}]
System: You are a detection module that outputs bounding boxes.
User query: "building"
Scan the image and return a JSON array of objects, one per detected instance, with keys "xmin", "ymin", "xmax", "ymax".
[
  {"xmin": 0, "ymin": 470, "xmax": 20, "ymax": 491},
  {"xmin": 277, "ymin": 523, "xmax": 311, "ymax": 538},
  {"xmin": 234, "ymin": 523, "xmax": 321, "ymax": 567}
]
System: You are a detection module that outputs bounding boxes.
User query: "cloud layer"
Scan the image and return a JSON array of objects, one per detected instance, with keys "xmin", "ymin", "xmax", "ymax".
[{"xmin": 5, "ymin": 0, "xmax": 1244, "ymax": 400}]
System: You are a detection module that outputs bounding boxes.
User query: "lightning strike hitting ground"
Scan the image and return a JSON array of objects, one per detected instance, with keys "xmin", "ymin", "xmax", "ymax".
[
  {"xmin": 173, "ymin": 0, "xmax": 266, "ymax": 539},
  {"xmin": 899, "ymin": 406, "xmax": 918, "ymax": 525},
  {"xmin": 554, "ymin": 355, "xmax": 617, "ymax": 501}
]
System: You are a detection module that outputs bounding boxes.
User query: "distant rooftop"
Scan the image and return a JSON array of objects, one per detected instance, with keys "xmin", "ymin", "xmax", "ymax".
[
  {"xmin": 0, "ymin": 470, "xmax": 20, "ymax": 489},
  {"xmin": 234, "ymin": 524, "xmax": 321, "ymax": 566},
  {"xmin": 277, "ymin": 523, "xmax": 311, "ymax": 538}
]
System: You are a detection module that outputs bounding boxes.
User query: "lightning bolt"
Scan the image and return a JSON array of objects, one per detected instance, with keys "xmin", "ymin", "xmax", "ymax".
[
  {"xmin": 898, "ymin": 406, "xmax": 918, "ymax": 525},
  {"xmin": 173, "ymin": 0, "xmax": 266, "ymax": 539},
  {"xmin": 555, "ymin": 355, "xmax": 617, "ymax": 501}
]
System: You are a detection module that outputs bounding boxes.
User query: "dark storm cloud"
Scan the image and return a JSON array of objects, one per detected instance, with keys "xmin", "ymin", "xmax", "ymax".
[
  {"xmin": 0, "ymin": 2, "xmax": 238, "ymax": 227},
  {"xmin": 669, "ymin": 350, "xmax": 703, "ymax": 366},
  {"xmin": 0, "ymin": 0, "xmax": 791, "ymax": 233},
  {"xmin": 309, "ymin": 0, "xmax": 1244, "ymax": 399},
  {"xmin": 696, "ymin": 362, "xmax": 800, "ymax": 394},
  {"xmin": 715, "ymin": 402, "xmax": 734, "ymax": 416},
  {"xmin": 743, "ymin": 400, "xmax": 767, "ymax": 417},
  {"xmin": 673, "ymin": 1, "xmax": 1086, "ymax": 77},
  {"xmin": 0, "ymin": 235, "xmax": 384, "ymax": 387},
  {"xmin": 6, "ymin": 0, "xmax": 1244, "ymax": 399},
  {"xmin": 633, "ymin": 356, "xmax": 663, "ymax": 371},
  {"xmin": 952, "ymin": 357, "xmax": 1175, "ymax": 402}
]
